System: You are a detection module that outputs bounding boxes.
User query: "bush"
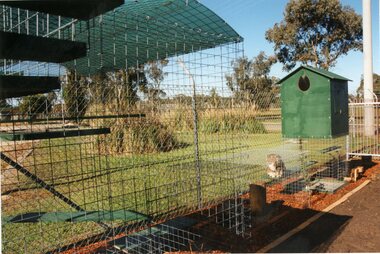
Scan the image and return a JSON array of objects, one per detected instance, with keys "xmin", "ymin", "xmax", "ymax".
[
  {"xmin": 102, "ymin": 118, "xmax": 181, "ymax": 154},
  {"xmin": 18, "ymin": 94, "xmax": 52, "ymax": 119},
  {"xmin": 63, "ymin": 70, "xmax": 89, "ymax": 121},
  {"xmin": 172, "ymin": 108, "xmax": 194, "ymax": 131},
  {"xmin": 199, "ymin": 113, "xmax": 267, "ymax": 134}
]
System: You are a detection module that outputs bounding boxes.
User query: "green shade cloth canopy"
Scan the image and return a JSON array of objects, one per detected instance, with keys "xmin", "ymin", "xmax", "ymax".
[
  {"xmin": 1, "ymin": 0, "xmax": 242, "ymax": 75},
  {"xmin": 3, "ymin": 210, "xmax": 149, "ymax": 223},
  {"xmin": 61, "ymin": 0, "xmax": 243, "ymax": 74}
]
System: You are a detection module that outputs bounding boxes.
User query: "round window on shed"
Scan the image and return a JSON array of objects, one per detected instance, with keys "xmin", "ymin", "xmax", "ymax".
[{"xmin": 298, "ymin": 75, "xmax": 310, "ymax": 91}]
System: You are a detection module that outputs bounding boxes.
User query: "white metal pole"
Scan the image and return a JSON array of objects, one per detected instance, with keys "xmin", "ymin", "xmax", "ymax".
[{"xmin": 363, "ymin": 0, "xmax": 375, "ymax": 136}]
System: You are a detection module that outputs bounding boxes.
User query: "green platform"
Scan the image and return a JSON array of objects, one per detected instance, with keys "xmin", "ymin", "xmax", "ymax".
[
  {"xmin": 113, "ymin": 216, "xmax": 198, "ymax": 251},
  {"xmin": 3, "ymin": 210, "xmax": 149, "ymax": 224},
  {"xmin": 0, "ymin": 127, "xmax": 110, "ymax": 141},
  {"xmin": 0, "ymin": 31, "xmax": 87, "ymax": 63},
  {"xmin": 0, "ymin": 75, "xmax": 60, "ymax": 99},
  {"xmin": 0, "ymin": 114, "xmax": 145, "ymax": 124}
]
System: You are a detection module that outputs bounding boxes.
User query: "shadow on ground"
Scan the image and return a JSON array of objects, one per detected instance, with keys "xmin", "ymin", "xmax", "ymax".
[
  {"xmin": 173, "ymin": 201, "xmax": 353, "ymax": 253},
  {"xmin": 266, "ymin": 209, "xmax": 351, "ymax": 253}
]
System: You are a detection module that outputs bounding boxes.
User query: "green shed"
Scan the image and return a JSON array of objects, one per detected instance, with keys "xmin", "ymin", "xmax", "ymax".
[{"xmin": 279, "ymin": 66, "xmax": 350, "ymax": 139}]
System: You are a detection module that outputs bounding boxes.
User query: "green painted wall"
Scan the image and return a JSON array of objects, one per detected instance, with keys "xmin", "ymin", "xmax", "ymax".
[{"xmin": 281, "ymin": 68, "xmax": 348, "ymax": 138}]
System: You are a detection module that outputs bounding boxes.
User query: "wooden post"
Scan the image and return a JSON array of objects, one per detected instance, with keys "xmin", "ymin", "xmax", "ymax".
[{"xmin": 249, "ymin": 183, "xmax": 267, "ymax": 216}]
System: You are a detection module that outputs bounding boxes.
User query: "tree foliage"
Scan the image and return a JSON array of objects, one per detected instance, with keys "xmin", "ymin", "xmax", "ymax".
[
  {"xmin": 0, "ymin": 99, "xmax": 10, "ymax": 109},
  {"xmin": 89, "ymin": 67, "xmax": 147, "ymax": 111},
  {"xmin": 143, "ymin": 60, "xmax": 169, "ymax": 108},
  {"xmin": 226, "ymin": 52, "xmax": 278, "ymax": 109},
  {"xmin": 356, "ymin": 73, "xmax": 380, "ymax": 98},
  {"xmin": 266, "ymin": 0, "xmax": 362, "ymax": 71},
  {"xmin": 63, "ymin": 70, "xmax": 90, "ymax": 120},
  {"xmin": 209, "ymin": 88, "xmax": 221, "ymax": 108},
  {"xmin": 19, "ymin": 94, "xmax": 53, "ymax": 119}
]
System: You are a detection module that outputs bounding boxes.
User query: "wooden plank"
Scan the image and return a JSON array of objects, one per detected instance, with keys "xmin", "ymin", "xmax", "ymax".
[
  {"xmin": 0, "ymin": 152, "xmax": 83, "ymax": 212},
  {"xmin": 0, "ymin": 127, "xmax": 111, "ymax": 141},
  {"xmin": 2, "ymin": 0, "xmax": 123, "ymax": 20},
  {"xmin": 0, "ymin": 31, "xmax": 87, "ymax": 63},
  {"xmin": 0, "ymin": 75, "xmax": 60, "ymax": 99}
]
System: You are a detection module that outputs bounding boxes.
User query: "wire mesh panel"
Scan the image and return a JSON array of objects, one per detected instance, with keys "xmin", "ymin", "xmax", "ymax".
[
  {"xmin": 201, "ymin": 192, "xmax": 252, "ymax": 239},
  {"xmin": 275, "ymin": 137, "xmax": 348, "ymax": 195},
  {"xmin": 0, "ymin": 1, "xmax": 357, "ymax": 253},
  {"xmin": 109, "ymin": 217, "xmax": 201, "ymax": 254},
  {"xmin": 0, "ymin": 1, "xmax": 263, "ymax": 253},
  {"xmin": 348, "ymin": 97, "xmax": 380, "ymax": 158}
]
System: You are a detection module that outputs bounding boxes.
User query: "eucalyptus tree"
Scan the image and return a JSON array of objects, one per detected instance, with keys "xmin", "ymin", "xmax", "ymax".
[
  {"xmin": 226, "ymin": 52, "xmax": 277, "ymax": 109},
  {"xmin": 266, "ymin": 0, "xmax": 362, "ymax": 71}
]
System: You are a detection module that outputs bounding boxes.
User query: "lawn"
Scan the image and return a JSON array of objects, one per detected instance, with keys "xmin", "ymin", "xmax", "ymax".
[
  {"xmin": 2, "ymin": 131, "xmax": 282, "ymax": 253},
  {"xmin": 2, "ymin": 128, "xmax": 348, "ymax": 253}
]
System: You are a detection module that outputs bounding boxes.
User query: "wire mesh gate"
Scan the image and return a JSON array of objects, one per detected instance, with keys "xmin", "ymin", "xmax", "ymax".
[{"xmin": 348, "ymin": 98, "xmax": 380, "ymax": 158}]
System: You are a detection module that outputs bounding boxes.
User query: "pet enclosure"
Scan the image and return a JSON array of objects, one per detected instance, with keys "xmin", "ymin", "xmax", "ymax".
[
  {"xmin": 0, "ymin": 1, "xmax": 362, "ymax": 253},
  {"xmin": 0, "ymin": 1, "xmax": 258, "ymax": 253}
]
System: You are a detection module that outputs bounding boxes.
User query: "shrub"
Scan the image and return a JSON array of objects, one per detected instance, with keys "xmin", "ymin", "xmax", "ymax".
[
  {"xmin": 172, "ymin": 108, "xmax": 194, "ymax": 131},
  {"xmin": 101, "ymin": 118, "xmax": 181, "ymax": 154},
  {"xmin": 199, "ymin": 113, "xmax": 267, "ymax": 134},
  {"xmin": 18, "ymin": 94, "xmax": 53, "ymax": 119}
]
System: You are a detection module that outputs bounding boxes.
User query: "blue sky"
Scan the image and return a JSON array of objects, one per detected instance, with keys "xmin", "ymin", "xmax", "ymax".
[{"xmin": 202, "ymin": 0, "xmax": 380, "ymax": 94}]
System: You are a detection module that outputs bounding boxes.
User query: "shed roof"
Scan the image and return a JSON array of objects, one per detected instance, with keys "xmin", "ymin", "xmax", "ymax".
[{"xmin": 278, "ymin": 65, "xmax": 351, "ymax": 84}]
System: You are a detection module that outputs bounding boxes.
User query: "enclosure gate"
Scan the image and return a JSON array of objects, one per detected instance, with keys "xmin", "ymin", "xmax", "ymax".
[{"xmin": 348, "ymin": 98, "xmax": 380, "ymax": 158}]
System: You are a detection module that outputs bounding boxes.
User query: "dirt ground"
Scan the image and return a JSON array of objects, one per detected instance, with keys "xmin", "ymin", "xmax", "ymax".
[
  {"xmin": 184, "ymin": 160, "xmax": 380, "ymax": 253},
  {"xmin": 322, "ymin": 170, "xmax": 380, "ymax": 252},
  {"xmin": 262, "ymin": 160, "xmax": 380, "ymax": 253}
]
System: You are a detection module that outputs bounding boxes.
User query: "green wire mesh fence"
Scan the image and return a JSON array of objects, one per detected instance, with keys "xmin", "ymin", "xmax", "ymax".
[{"xmin": 0, "ymin": 1, "xmax": 355, "ymax": 253}]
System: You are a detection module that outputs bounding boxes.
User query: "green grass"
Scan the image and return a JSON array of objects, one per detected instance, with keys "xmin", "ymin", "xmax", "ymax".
[
  {"xmin": 2, "ymin": 131, "xmax": 278, "ymax": 254},
  {"xmin": 2, "ymin": 127, "xmax": 348, "ymax": 253}
]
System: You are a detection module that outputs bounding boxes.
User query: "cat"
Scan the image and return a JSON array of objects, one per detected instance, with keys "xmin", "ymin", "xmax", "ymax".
[{"xmin": 266, "ymin": 154, "xmax": 285, "ymax": 178}]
